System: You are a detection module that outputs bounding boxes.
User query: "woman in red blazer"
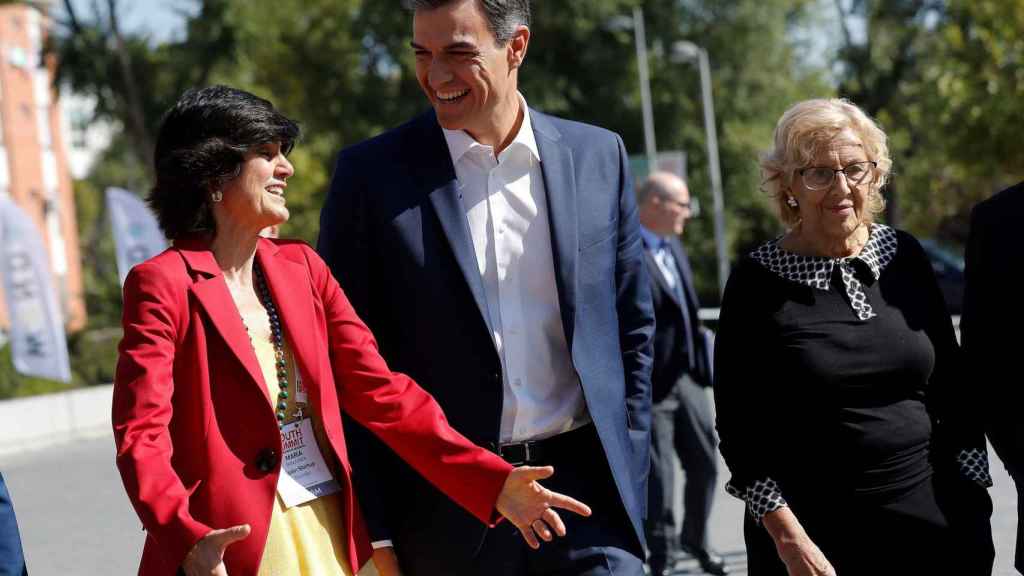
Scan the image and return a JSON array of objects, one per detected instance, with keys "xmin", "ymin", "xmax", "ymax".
[{"xmin": 113, "ymin": 85, "xmax": 589, "ymax": 576}]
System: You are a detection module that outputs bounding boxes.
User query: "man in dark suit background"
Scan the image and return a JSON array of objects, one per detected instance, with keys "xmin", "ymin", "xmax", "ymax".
[
  {"xmin": 316, "ymin": 0, "xmax": 655, "ymax": 574},
  {"xmin": 962, "ymin": 180, "xmax": 1024, "ymax": 575},
  {"xmin": 637, "ymin": 172, "xmax": 727, "ymax": 576},
  {"xmin": 0, "ymin": 472, "xmax": 27, "ymax": 575}
]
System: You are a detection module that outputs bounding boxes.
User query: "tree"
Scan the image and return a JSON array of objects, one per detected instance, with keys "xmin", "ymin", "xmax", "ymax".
[
  {"xmin": 221, "ymin": 0, "xmax": 833, "ymax": 300},
  {"xmin": 832, "ymin": 0, "xmax": 942, "ymax": 228},
  {"xmin": 50, "ymin": 0, "xmax": 237, "ymax": 174},
  {"xmin": 640, "ymin": 0, "xmax": 834, "ymax": 300},
  {"xmin": 919, "ymin": 0, "xmax": 1024, "ymax": 241},
  {"xmin": 49, "ymin": 0, "xmax": 837, "ymax": 341},
  {"xmin": 832, "ymin": 0, "xmax": 1024, "ymax": 243}
]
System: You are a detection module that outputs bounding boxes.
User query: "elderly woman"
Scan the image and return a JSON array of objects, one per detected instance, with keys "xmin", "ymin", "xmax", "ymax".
[
  {"xmin": 112, "ymin": 85, "xmax": 590, "ymax": 576},
  {"xmin": 713, "ymin": 98, "xmax": 994, "ymax": 575}
]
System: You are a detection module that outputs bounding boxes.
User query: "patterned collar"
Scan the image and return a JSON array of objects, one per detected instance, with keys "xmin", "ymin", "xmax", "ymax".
[{"xmin": 749, "ymin": 223, "xmax": 898, "ymax": 320}]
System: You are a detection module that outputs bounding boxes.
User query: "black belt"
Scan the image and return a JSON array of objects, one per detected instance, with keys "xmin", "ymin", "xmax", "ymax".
[
  {"xmin": 491, "ymin": 439, "xmax": 546, "ymax": 466},
  {"xmin": 489, "ymin": 424, "xmax": 593, "ymax": 466}
]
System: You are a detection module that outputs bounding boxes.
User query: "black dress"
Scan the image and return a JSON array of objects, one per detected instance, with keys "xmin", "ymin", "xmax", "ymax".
[{"xmin": 714, "ymin": 224, "xmax": 994, "ymax": 575}]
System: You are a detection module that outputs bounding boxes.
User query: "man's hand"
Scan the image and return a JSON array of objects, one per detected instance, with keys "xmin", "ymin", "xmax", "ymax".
[
  {"xmin": 370, "ymin": 546, "xmax": 403, "ymax": 576},
  {"xmin": 495, "ymin": 466, "xmax": 592, "ymax": 549},
  {"xmin": 183, "ymin": 524, "xmax": 251, "ymax": 576}
]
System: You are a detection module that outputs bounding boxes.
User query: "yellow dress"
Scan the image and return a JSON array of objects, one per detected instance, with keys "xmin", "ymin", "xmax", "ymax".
[{"xmin": 252, "ymin": 336, "xmax": 353, "ymax": 576}]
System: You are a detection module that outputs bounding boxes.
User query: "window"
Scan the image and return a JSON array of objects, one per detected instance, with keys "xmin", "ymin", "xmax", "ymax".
[
  {"xmin": 33, "ymin": 70, "xmax": 50, "ymax": 107},
  {"xmin": 0, "ymin": 147, "xmax": 9, "ymax": 190},
  {"xmin": 7, "ymin": 46, "xmax": 27, "ymax": 69},
  {"xmin": 42, "ymin": 150, "xmax": 58, "ymax": 191},
  {"xmin": 37, "ymin": 106, "xmax": 52, "ymax": 148}
]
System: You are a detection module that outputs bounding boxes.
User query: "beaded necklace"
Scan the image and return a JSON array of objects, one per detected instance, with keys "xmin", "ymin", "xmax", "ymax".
[{"xmin": 251, "ymin": 264, "xmax": 291, "ymax": 428}]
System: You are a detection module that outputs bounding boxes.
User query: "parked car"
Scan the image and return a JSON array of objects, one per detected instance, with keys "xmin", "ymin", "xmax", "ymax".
[{"xmin": 918, "ymin": 239, "xmax": 964, "ymax": 315}]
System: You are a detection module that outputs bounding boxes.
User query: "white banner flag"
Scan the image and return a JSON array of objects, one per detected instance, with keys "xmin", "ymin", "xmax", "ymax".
[
  {"xmin": 106, "ymin": 187, "xmax": 167, "ymax": 285},
  {"xmin": 0, "ymin": 197, "xmax": 71, "ymax": 382}
]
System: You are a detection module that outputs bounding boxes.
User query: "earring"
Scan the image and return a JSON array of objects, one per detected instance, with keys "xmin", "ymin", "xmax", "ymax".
[
  {"xmin": 211, "ymin": 190, "xmax": 223, "ymax": 203},
  {"xmin": 786, "ymin": 196, "xmax": 798, "ymax": 208}
]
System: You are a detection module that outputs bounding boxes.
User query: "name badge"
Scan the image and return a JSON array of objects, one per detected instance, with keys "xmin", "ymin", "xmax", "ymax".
[{"xmin": 277, "ymin": 418, "xmax": 341, "ymax": 508}]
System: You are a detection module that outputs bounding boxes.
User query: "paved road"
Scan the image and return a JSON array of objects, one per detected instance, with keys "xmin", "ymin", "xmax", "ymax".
[{"xmin": 0, "ymin": 433, "xmax": 1018, "ymax": 575}]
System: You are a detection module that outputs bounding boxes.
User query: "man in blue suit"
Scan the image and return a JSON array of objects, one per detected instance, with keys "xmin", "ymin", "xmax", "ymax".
[
  {"xmin": 637, "ymin": 172, "xmax": 726, "ymax": 576},
  {"xmin": 0, "ymin": 472, "xmax": 27, "ymax": 575},
  {"xmin": 317, "ymin": 0, "xmax": 654, "ymax": 574}
]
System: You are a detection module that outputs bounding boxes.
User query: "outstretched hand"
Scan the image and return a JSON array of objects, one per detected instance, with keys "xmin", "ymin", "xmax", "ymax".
[{"xmin": 494, "ymin": 466, "xmax": 592, "ymax": 549}]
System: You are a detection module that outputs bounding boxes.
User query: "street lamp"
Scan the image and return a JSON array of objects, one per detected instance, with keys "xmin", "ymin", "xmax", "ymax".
[
  {"xmin": 607, "ymin": 17, "xmax": 727, "ymax": 296},
  {"xmin": 672, "ymin": 40, "xmax": 729, "ymax": 297},
  {"xmin": 607, "ymin": 9, "xmax": 657, "ymax": 170}
]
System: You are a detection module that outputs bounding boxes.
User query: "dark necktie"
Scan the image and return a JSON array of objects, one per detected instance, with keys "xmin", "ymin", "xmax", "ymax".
[{"xmin": 657, "ymin": 242, "xmax": 696, "ymax": 370}]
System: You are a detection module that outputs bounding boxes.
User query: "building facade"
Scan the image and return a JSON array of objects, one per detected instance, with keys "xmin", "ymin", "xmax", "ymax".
[{"xmin": 0, "ymin": 3, "xmax": 85, "ymax": 331}]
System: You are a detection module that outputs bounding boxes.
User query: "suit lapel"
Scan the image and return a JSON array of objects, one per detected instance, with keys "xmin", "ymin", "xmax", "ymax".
[
  {"xmin": 178, "ymin": 242, "xmax": 269, "ymax": 404},
  {"xmin": 533, "ymin": 110, "xmax": 578, "ymax": 346},
  {"xmin": 418, "ymin": 109, "xmax": 581, "ymax": 347},
  {"xmin": 416, "ymin": 113, "xmax": 495, "ymax": 336},
  {"xmin": 256, "ymin": 240, "xmax": 324, "ymax": 411},
  {"xmin": 668, "ymin": 238, "xmax": 700, "ymax": 312},
  {"xmin": 645, "ymin": 249, "xmax": 684, "ymax": 310},
  {"xmin": 428, "ymin": 180, "xmax": 494, "ymax": 334}
]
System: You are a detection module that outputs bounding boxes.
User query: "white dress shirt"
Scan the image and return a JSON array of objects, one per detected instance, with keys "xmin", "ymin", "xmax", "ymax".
[{"xmin": 442, "ymin": 95, "xmax": 589, "ymax": 443}]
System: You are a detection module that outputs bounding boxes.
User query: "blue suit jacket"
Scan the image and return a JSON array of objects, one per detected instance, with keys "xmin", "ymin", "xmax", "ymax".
[
  {"xmin": 317, "ymin": 108, "xmax": 655, "ymax": 568},
  {"xmin": 0, "ymin": 473, "xmax": 27, "ymax": 576},
  {"xmin": 643, "ymin": 237, "xmax": 710, "ymax": 402}
]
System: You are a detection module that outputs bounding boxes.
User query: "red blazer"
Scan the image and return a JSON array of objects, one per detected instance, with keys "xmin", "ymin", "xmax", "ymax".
[{"xmin": 113, "ymin": 237, "xmax": 512, "ymax": 575}]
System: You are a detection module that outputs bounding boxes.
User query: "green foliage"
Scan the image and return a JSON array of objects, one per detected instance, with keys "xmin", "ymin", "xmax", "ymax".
[
  {"xmin": 0, "ymin": 327, "xmax": 120, "ymax": 398},
  {"xmin": 220, "ymin": 0, "xmax": 832, "ymax": 302},
  {"xmin": 29, "ymin": 0, "xmax": 1019, "ymax": 398},
  {"xmin": 42, "ymin": 1, "xmax": 833, "ymax": 363},
  {"xmin": 834, "ymin": 0, "xmax": 1024, "ymax": 243},
  {"xmin": 641, "ymin": 0, "xmax": 834, "ymax": 300},
  {"xmin": 67, "ymin": 327, "xmax": 121, "ymax": 388}
]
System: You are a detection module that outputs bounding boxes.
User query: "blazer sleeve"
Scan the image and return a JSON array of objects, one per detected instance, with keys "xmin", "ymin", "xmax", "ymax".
[
  {"xmin": 897, "ymin": 232, "xmax": 991, "ymax": 487},
  {"xmin": 612, "ymin": 135, "xmax": 656, "ymax": 480},
  {"xmin": 303, "ymin": 246, "xmax": 513, "ymax": 526},
  {"xmin": 112, "ymin": 263, "xmax": 213, "ymax": 567},
  {"xmin": 713, "ymin": 262, "xmax": 788, "ymax": 521},
  {"xmin": 0, "ymin": 472, "xmax": 26, "ymax": 573}
]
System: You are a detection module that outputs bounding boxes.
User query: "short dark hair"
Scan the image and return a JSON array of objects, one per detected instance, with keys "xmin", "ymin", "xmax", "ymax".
[
  {"xmin": 401, "ymin": 0, "xmax": 530, "ymax": 44},
  {"xmin": 149, "ymin": 85, "xmax": 300, "ymax": 240}
]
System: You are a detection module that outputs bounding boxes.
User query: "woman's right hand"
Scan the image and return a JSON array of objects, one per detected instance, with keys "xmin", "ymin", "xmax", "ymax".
[
  {"xmin": 762, "ymin": 508, "xmax": 836, "ymax": 576},
  {"xmin": 182, "ymin": 524, "xmax": 251, "ymax": 576},
  {"xmin": 776, "ymin": 537, "xmax": 836, "ymax": 576}
]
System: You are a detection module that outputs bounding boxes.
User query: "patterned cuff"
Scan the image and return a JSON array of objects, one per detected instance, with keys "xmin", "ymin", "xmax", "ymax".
[
  {"xmin": 726, "ymin": 477, "xmax": 787, "ymax": 522},
  {"xmin": 957, "ymin": 448, "xmax": 993, "ymax": 488}
]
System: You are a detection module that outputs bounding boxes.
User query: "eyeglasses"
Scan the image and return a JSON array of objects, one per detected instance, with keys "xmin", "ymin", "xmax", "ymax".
[
  {"xmin": 798, "ymin": 161, "xmax": 877, "ymax": 191},
  {"xmin": 662, "ymin": 196, "xmax": 701, "ymax": 218}
]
